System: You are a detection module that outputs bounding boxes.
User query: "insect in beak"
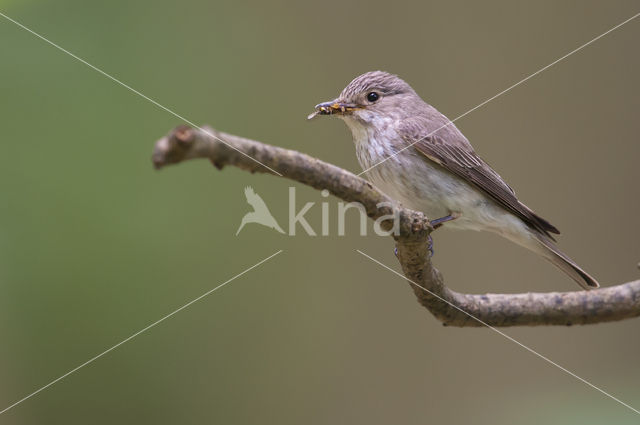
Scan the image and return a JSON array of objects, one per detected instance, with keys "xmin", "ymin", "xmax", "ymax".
[{"xmin": 307, "ymin": 99, "xmax": 359, "ymax": 120}]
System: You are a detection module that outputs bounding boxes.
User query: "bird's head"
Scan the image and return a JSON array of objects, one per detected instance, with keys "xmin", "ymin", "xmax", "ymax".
[{"xmin": 308, "ymin": 71, "xmax": 419, "ymax": 127}]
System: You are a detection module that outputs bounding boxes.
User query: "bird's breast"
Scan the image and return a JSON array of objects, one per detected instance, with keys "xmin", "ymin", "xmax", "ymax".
[{"xmin": 343, "ymin": 117, "xmax": 496, "ymax": 229}]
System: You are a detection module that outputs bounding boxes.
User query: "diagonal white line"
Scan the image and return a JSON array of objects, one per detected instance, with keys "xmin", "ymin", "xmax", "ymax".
[
  {"xmin": 0, "ymin": 11, "xmax": 283, "ymax": 177},
  {"xmin": 357, "ymin": 11, "xmax": 640, "ymax": 176},
  {"xmin": 356, "ymin": 249, "xmax": 640, "ymax": 415},
  {"xmin": 0, "ymin": 249, "xmax": 283, "ymax": 415}
]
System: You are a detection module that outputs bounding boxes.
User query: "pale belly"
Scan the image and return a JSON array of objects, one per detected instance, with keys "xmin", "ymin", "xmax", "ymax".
[
  {"xmin": 350, "ymin": 124, "xmax": 524, "ymax": 235},
  {"xmin": 362, "ymin": 152, "xmax": 488, "ymax": 230}
]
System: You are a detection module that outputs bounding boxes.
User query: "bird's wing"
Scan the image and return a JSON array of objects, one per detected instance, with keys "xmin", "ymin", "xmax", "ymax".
[{"xmin": 398, "ymin": 117, "xmax": 559, "ymax": 238}]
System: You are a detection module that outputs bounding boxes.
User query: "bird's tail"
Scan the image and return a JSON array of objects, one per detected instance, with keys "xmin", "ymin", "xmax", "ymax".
[{"xmin": 533, "ymin": 235, "xmax": 599, "ymax": 290}]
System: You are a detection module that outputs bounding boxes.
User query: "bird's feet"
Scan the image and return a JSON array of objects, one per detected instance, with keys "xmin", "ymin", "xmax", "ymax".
[
  {"xmin": 429, "ymin": 212, "xmax": 460, "ymax": 229},
  {"xmin": 425, "ymin": 213, "xmax": 459, "ymax": 257},
  {"xmin": 394, "ymin": 213, "xmax": 454, "ymax": 258}
]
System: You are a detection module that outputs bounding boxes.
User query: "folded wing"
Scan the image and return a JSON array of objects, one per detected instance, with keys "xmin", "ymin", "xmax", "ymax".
[{"xmin": 398, "ymin": 118, "xmax": 560, "ymax": 239}]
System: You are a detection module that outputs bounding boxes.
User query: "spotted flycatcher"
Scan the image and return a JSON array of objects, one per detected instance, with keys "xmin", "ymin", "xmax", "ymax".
[{"xmin": 310, "ymin": 71, "xmax": 598, "ymax": 289}]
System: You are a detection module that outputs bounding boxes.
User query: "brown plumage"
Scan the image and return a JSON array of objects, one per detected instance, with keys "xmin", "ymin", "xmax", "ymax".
[
  {"xmin": 312, "ymin": 71, "xmax": 599, "ymax": 289},
  {"xmin": 401, "ymin": 118, "xmax": 560, "ymax": 239}
]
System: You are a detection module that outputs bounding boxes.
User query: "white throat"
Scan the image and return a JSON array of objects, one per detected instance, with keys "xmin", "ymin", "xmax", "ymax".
[{"xmin": 341, "ymin": 114, "xmax": 397, "ymax": 169}]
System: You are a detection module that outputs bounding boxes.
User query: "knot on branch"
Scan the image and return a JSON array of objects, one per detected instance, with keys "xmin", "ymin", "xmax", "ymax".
[{"xmin": 397, "ymin": 210, "xmax": 432, "ymax": 241}]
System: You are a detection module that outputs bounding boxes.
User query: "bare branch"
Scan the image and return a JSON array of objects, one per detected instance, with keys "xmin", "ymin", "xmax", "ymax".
[{"xmin": 152, "ymin": 125, "xmax": 640, "ymax": 327}]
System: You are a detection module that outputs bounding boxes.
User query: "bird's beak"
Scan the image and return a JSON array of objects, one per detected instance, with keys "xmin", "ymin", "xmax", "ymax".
[{"xmin": 307, "ymin": 99, "xmax": 359, "ymax": 120}]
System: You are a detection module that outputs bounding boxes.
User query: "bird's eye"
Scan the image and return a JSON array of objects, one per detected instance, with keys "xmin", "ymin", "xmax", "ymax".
[{"xmin": 366, "ymin": 92, "xmax": 379, "ymax": 103}]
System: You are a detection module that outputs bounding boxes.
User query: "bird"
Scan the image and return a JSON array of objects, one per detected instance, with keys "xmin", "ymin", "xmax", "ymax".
[
  {"xmin": 236, "ymin": 186, "xmax": 285, "ymax": 235},
  {"xmin": 309, "ymin": 71, "xmax": 599, "ymax": 290}
]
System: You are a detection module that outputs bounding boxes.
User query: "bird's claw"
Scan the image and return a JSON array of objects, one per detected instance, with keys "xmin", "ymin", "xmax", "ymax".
[{"xmin": 429, "ymin": 214, "xmax": 455, "ymax": 229}]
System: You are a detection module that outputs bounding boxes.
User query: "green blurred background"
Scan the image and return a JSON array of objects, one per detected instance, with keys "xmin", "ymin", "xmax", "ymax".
[{"xmin": 1, "ymin": 0, "xmax": 639, "ymax": 423}]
